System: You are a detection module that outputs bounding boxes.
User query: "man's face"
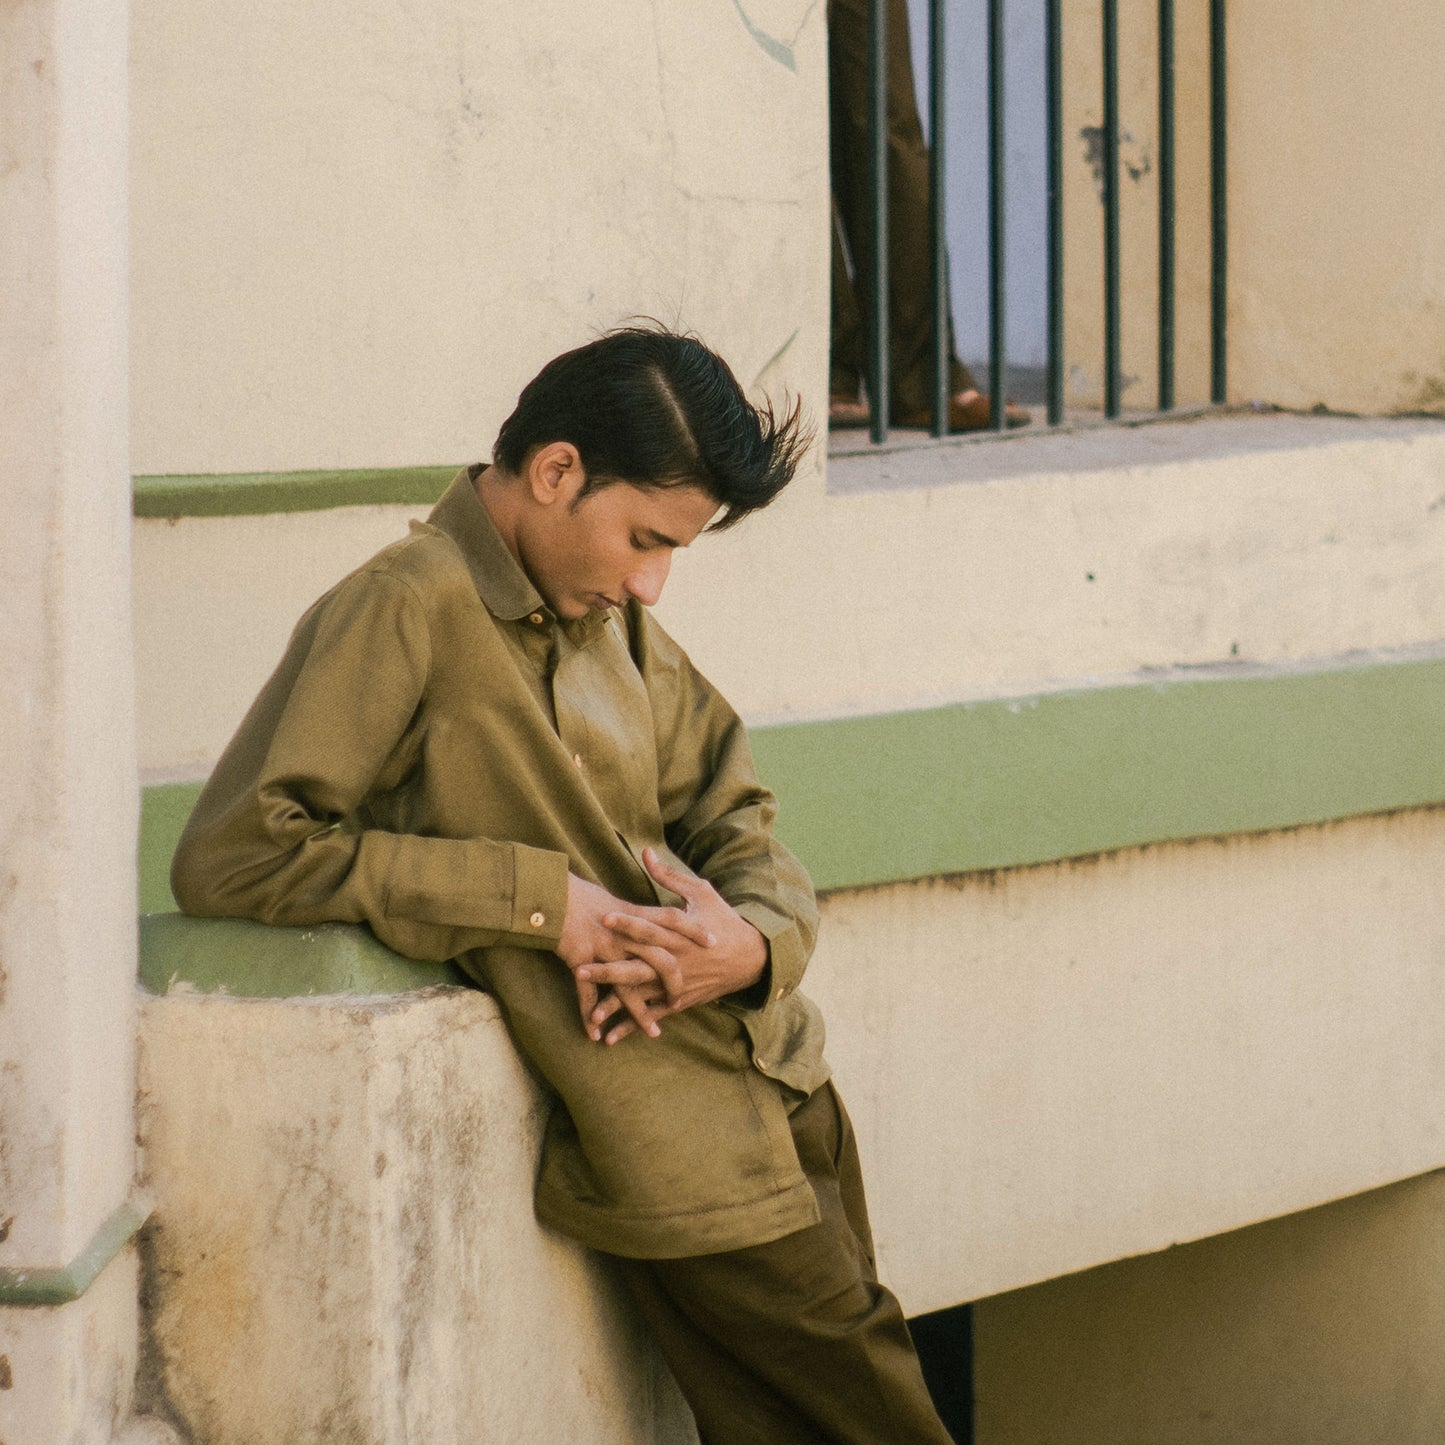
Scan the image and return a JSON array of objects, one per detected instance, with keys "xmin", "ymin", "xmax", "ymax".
[{"xmin": 518, "ymin": 474, "xmax": 719, "ymax": 621}]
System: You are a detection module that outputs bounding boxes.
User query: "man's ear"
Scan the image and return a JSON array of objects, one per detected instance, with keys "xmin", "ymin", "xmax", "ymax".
[{"xmin": 526, "ymin": 442, "xmax": 585, "ymax": 507}]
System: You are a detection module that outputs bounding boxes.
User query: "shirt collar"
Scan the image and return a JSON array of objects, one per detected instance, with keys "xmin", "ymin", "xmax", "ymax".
[
  {"xmin": 426, "ymin": 466, "xmax": 608, "ymax": 643},
  {"xmin": 427, "ymin": 466, "xmax": 547, "ymax": 622}
]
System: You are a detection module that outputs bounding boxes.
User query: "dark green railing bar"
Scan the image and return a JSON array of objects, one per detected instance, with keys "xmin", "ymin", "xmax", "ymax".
[
  {"xmin": 1046, "ymin": 0, "xmax": 1064, "ymax": 426},
  {"xmin": 987, "ymin": 0, "xmax": 1006, "ymax": 430},
  {"xmin": 868, "ymin": 0, "xmax": 890, "ymax": 443},
  {"xmin": 1102, "ymin": 0, "xmax": 1121, "ymax": 417},
  {"xmin": 928, "ymin": 0, "xmax": 949, "ymax": 437},
  {"xmin": 1158, "ymin": 0, "xmax": 1176, "ymax": 411},
  {"xmin": 1210, "ymin": 0, "xmax": 1228, "ymax": 404}
]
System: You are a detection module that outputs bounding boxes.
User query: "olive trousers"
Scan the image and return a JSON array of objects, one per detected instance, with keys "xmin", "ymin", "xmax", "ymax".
[{"xmin": 611, "ymin": 1082, "xmax": 956, "ymax": 1445}]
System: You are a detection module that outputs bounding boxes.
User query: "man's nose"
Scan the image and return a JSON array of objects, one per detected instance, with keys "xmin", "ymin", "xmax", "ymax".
[{"xmin": 624, "ymin": 550, "xmax": 672, "ymax": 607}]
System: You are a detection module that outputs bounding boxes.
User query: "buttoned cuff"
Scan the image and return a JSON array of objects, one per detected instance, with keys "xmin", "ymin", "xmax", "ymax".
[
  {"xmin": 729, "ymin": 903, "xmax": 807, "ymax": 1012},
  {"xmin": 509, "ymin": 844, "xmax": 569, "ymax": 948}
]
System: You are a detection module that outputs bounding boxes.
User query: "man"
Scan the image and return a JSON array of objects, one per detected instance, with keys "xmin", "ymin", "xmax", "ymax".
[{"xmin": 172, "ymin": 326, "xmax": 954, "ymax": 1443}]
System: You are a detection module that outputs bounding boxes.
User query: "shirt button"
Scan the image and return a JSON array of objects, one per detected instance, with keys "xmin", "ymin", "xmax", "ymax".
[
  {"xmin": 572, "ymin": 752, "xmax": 584, "ymax": 768},
  {"xmin": 774, "ymin": 987, "xmax": 787, "ymax": 1001},
  {"xmin": 529, "ymin": 911, "xmax": 546, "ymax": 928},
  {"xmin": 528, "ymin": 612, "xmax": 545, "ymax": 626},
  {"xmin": 754, "ymin": 1057, "xmax": 769, "ymax": 1072}
]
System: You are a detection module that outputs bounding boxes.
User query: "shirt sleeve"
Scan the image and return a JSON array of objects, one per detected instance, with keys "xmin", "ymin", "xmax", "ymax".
[
  {"xmin": 170, "ymin": 566, "xmax": 570, "ymax": 962},
  {"xmin": 634, "ymin": 608, "xmax": 819, "ymax": 1007}
]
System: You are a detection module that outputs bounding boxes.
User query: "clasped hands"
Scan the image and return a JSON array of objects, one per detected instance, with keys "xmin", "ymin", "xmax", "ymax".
[{"xmin": 555, "ymin": 847, "xmax": 767, "ymax": 1045}]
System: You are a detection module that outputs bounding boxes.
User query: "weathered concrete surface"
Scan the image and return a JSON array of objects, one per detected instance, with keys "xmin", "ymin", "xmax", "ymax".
[
  {"xmin": 811, "ymin": 806, "xmax": 1445, "ymax": 1313},
  {"xmin": 136, "ymin": 986, "xmax": 697, "ymax": 1445},
  {"xmin": 0, "ymin": 1257, "xmax": 138, "ymax": 1445},
  {"xmin": 0, "ymin": 0, "xmax": 146, "ymax": 1436}
]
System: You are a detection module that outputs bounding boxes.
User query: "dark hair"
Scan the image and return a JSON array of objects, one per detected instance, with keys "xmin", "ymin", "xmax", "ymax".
[{"xmin": 492, "ymin": 324, "xmax": 812, "ymax": 530}]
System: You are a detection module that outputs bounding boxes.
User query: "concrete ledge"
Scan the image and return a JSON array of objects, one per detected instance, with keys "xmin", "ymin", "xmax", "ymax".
[
  {"xmin": 140, "ymin": 643, "xmax": 1445, "ymax": 908},
  {"xmin": 752, "ymin": 643, "xmax": 1445, "ymax": 890},
  {"xmin": 139, "ymin": 912, "xmax": 467, "ymax": 997},
  {"xmin": 137, "ymin": 983, "xmax": 697, "ymax": 1444}
]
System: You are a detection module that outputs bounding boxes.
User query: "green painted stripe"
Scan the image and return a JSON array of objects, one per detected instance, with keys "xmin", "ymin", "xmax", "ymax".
[
  {"xmin": 139, "ymin": 781, "xmax": 204, "ymax": 913},
  {"xmin": 132, "ymin": 466, "xmax": 458, "ymax": 518},
  {"xmin": 139, "ymin": 913, "xmax": 468, "ymax": 998},
  {"xmin": 138, "ymin": 651, "xmax": 1445, "ymax": 991},
  {"xmin": 0, "ymin": 1203, "xmax": 147, "ymax": 1307},
  {"xmin": 749, "ymin": 653, "xmax": 1445, "ymax": 891}
]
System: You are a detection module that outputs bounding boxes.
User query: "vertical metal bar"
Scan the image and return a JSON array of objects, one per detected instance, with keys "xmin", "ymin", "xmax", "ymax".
[
  {"xmin": 929, "ymin": 0, "xmax": 948, "ymax": 435},
  {"xmin": 1102, "ymin": 0, "xmax": 1121, "ymax": 418},
  {"xmin": 1158, "ymin": 0, "xmax": 1176, "ymax": 411},
  {"xmin": 868, "ymin": 0, "xmax": 890, "ymax": 443},
  {"xmin": 1045, "ymin": 0, "xmax": 1064, "ymax": 426},
  {"xmin": 987, "ymin": 0, "xmax": 1005, "ymax": 430},
  {"xmin": 1210, "ymin": 0, "xmax": 1227, "ymax": 404}
]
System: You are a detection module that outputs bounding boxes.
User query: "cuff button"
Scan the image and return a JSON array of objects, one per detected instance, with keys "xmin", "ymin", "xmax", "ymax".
[{"xmin": 529, "ymin": 911, "xmax": 546, "ymax": 928}]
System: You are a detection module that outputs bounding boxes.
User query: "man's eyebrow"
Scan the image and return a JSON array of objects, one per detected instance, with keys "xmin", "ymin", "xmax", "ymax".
[{"xmin": 638, "ymin": 526, "xmax": 687, "ymax": 549}]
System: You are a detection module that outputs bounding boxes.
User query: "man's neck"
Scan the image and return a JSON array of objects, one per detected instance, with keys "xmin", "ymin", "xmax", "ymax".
[{"xmin": 473, "ymin": 463, "xmax": 525, "ymax": 569}]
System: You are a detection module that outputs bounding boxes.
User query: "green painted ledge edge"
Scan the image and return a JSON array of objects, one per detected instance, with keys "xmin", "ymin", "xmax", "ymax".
[
  {"xmin": 138, "ymin": 912, "xmax": 468, "ymax": 998},
  {"xmin": 747, "ymin": 653, "xmax": 1445, "ymax": 890},
  {"xmin": 132, "ymin": 466, "xmax": 458, "ymax": 518},
  {"xmin": 0, "ymin": 1203, "xmax": 147, "ymax": 1307},
  {"xmin": 138, "ymin": 650, "xmax": 1445, "ymax": 986}
]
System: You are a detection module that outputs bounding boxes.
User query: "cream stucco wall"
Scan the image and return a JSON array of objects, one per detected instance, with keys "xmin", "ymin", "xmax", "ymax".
[
  {"xmin": 129, "ymin": 0, "xmax": 828, "ymax": 477},
  {"xmin": 810, "ymin": 806, "xmax": 1445, "ymax": 1314},
  {"xmin": 1060, "ymin": 0, "xmax": 1445, "ymax": 415},
  {"xmin": 136, "ymin": 415, "xmax": 1445, "ymax": 777},
  {"xmin": 1228, "ymin": 1, "xmax": 1445, "ymax": 414},
  {"xmin": 0, "ymin": 0, "xmax": 149, "ymax": 1438}
]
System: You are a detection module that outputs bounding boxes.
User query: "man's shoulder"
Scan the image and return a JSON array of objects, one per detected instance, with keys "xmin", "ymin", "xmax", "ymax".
[{"xmin": 338, "ymin": 521, "xmax": 476, "ymax": 612}]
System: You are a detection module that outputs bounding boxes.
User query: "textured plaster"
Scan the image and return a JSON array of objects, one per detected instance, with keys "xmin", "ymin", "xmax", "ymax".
[
  {"xmin": 137, "ymin": 987, "xmax": 697, "ymax": 1445},
  {"xmin": 129, "ymin": 0, "xmax": 828, "ymax": 475},
  {"xmin": 134, "ymin": 416, "xmax": 1445, "ymax": 775},
  {"xmin": 810, "ymin": 807, "xmax": 1445, "ymax": 1312}
]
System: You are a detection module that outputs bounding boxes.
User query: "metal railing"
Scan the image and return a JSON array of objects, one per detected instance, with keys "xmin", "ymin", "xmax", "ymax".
[{"xmin": 855, "ymin": 0, "xmax": 1228, "ymax": 443}]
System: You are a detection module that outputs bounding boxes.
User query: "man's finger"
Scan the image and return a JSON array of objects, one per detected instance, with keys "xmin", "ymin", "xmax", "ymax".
[
  {"xmin": 607, "ymin": 905, "xmax": 714, "ymax": 950},
  {"xmin": 626, "ymin": 943, "xmax": 684, "ymax": 1003},
  {"xmin": 596, "ymin": 924, "xmax": 688, "ymax": 1000},
  {"xmin": 612, "ymin": 983, "xmax": 664, "ymax": 1040},
  {"xmin": 590, "ymin": 990, "xmax": 626, "ymax": 1031},
  {"xmin": 574, "ymin": 975, "xmax": 602, "ymax": 1041},
  {"xmin": 575, "ymin": 957, "xmax": 661, "ymax": 988}
]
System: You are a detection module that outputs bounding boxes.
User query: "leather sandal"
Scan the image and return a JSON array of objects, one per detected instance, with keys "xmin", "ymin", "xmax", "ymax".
[
  {"xmin": 896, "ymin": 389, "xmax": 1031, "ymax": 431},
  {"xmin": 828, "ymin": 393, "xmax": 873, "ymax": 429}
]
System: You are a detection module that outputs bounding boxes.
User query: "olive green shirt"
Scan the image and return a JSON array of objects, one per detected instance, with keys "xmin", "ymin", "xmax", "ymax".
[{"xmin": 172, "ymin": 468, "xmax": 829, "ymax": 1256}]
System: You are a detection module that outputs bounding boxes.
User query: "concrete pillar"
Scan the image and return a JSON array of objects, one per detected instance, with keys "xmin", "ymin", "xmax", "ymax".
[{"xmin": 0, "ymin": 0, "xmax": 144, "ymax": 1440}]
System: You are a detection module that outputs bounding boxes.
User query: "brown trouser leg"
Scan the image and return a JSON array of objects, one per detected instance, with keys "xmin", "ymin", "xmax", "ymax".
[
  {"xmin": 828, "ymin": 0, "xmax": 975, "ymax": 413},
  {"xmin": 612, "ymin": 1082, "xmax": 955, "ymax": 1445}
]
